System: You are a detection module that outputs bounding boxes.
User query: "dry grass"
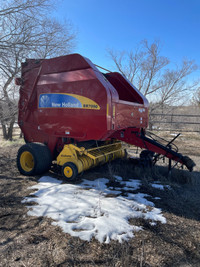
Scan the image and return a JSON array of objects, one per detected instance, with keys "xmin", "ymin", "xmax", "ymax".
[{"xmin": 0, "ymin": 134, "xmax": 200, "ymax": 266}]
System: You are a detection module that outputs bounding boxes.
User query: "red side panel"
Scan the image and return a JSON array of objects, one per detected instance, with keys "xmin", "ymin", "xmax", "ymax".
[{"xmin": 114, "ymin": 101, "xmax": 148, "ymax": 130}]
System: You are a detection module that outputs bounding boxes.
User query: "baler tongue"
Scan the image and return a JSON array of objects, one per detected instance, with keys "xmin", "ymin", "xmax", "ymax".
[
  {"xmin": 111, "ymin": 129, "xmax": 195, "ymax": 171},
  {"xmin": 140, "ymin": 132, "xmax": 196, "ymax": 172}
]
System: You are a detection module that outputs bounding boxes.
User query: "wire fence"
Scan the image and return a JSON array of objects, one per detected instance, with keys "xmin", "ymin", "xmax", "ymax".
[{"xmin": 149, "ymin": 113, "xmax": 200, "ymax": 133}]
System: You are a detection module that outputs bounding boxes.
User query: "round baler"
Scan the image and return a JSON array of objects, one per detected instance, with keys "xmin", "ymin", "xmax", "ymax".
[{"xmin": 16, "ymin": 53, "xmax": 195, "ymax": 180}]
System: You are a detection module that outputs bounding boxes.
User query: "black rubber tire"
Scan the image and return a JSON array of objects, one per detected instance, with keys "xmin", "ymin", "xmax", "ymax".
[
  {"xmin": 17, "ymin": 143, "xmax": 52, "ymax": 176},
  {"xmin": 140, "ymin": 150, "xmax": 155, "ymax": 167},
  {"xmin": 182, "ymin": 156, "xmax": 195, "ymax": 172},
  {"xmin": 61, "ymin": 162, "xmax": 78, "ymax": 181}
]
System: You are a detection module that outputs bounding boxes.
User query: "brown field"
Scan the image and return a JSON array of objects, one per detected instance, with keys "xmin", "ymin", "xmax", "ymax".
[{"xmin": 0, "ymin": 132, "xmax": 200, "ymax": 267}]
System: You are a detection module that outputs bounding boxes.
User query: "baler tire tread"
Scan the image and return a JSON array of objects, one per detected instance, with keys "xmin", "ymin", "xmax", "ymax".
[
  {"xmin": 17, "ymin": 143, "xmax": 52, "ymax": 176},
  {"xmin": 33, "ymin": 143, "xmax": 52, "ymax": 174}
]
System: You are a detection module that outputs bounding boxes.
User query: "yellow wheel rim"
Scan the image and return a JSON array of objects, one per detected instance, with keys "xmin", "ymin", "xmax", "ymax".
[
  {"xmin": 63, "ymin": 166, "xmax": 73, "ymax": 178},
  {"xmin": 20, "ymin": 151, "xmax": 34, "ymax": 172}
]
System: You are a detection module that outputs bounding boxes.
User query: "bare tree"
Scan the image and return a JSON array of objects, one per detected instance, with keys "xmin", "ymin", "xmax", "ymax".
[
  {"xmin": 197, "ymin": 89, "xmax": 200, "ymax": 107},
  {"xmin": 108, "ymin": 40, "xmax": 169, "ymax": 97},
  {"xmin": 0, "ymin": 0, "xmax": 76, "ymax": 140},
  {"xmin": 108, "ymin": 40, "xmax": 199, "ymax": 110},
  {"xmin": 154, "ymin": 60, "xmax": 199, "ymax": 106},
  {"xmin": 191, "ymin": 87, "xmax": 200, "ymax": 107}
]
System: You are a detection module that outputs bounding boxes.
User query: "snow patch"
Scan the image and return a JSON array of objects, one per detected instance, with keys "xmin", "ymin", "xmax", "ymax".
[
  {"xmin": 23, "ymin": 176, "xmax": 166, "ymax": 243},
  {"xmin": 151, "ymin": 182, "xmax": 171, "ymax": 190}
]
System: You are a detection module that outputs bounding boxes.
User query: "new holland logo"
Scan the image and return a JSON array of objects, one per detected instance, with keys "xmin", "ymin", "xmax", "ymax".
[{"xmin": 39, "ymin": 93, "xmax": 100, "ymax": 110}]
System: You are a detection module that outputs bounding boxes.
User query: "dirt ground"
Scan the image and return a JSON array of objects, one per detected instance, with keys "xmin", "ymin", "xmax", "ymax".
[{"xmin": 0, "ymin": 132, "xmax": 200, "ymax": 267}]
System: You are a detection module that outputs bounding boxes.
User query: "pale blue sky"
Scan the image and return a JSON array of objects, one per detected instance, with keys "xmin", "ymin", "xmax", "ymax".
[{"xmin": 55, "ymin": 0, "xmax": 200, "ymax": 79}]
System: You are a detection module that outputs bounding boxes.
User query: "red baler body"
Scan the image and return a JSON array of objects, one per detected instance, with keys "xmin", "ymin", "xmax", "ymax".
[{"xmin": 18, "ymin": 54, "xmax": 148, "ymax": 155}]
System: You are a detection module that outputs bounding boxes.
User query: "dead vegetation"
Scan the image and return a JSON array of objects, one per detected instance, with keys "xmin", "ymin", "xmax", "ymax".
[{"xmin": 0, "ymin": 134, "xmax": 200, "ymax": 267}]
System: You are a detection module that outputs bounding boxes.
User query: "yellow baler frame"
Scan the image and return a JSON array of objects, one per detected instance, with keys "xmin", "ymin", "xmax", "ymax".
[{"xmin": 57, "ymin": 141, "xmax": 125, "ymax": 175}]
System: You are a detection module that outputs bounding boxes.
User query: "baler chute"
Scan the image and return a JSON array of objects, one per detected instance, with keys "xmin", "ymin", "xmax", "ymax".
[{"xmin": 16, "ymin": 53, "xmax": 195, "ymax": 180}]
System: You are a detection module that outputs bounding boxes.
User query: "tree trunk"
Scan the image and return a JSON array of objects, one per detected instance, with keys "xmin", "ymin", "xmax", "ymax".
[
  {"xmin": 7, "ymin": 117, "xmax": 15, "ymax": 141},
  {"xmin": 148, "ymin": 121, "xmax": 153, "ymax": 131},
  {"xmin": 1, "ymin": 122, "xmax": 8, "ymax": 139},
  {"xmin": 0, "ymin": 103, "xmax": 7, "ymax": 139},
  {"xmin": 0, "ymin": 117, "xmax": 15, "ymax": 141}
]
